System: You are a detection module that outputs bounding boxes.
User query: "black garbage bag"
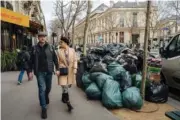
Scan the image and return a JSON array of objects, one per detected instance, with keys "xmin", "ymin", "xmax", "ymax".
[
  {"xmin": 82, "ymin": 72, "xmax": 92, "ymax": 90},
  {"xmin": 145, "ymin": 82, "xmax": 169, "ymax": 103},
  {"xmin": 102, "ymin": 80, "xmax": 123, "ymax": 109},
  {"xmin": 90, "ymin": 62, "xmax": 108, "ymax": 73},
  {"xmin": 85, "ymin": 83, "xmax": 101, "ymax": 100},
  {"xmin": 108, "ymin": 62, "xmax": 126, "ymax": 81},
  {"xmin": 123, "ymin": 62, "xmax": 138, "ymax": 74},
  {"xmin": 117, "ymin": 58, "xmax": 126, "ymax": 65},
  {"xmin": 91, "ymin": 47, "xmax": 106, "ymax": 56},
  {"xmin": 119, "ymin": 72, "xmax": 132, "ymax": 91},
  {"xmin": 110, "ymin": 49, "xmax": 120, "ymax": 57},
  {"xmin": 102, "ymin": 55, "xmax": 115, "ymax": 65},
  {"xmin": 84, "ymin": 54, "xmax": 101, "ymax": 70},
  {"xmin": 76, "ymin": 61, "xmax": 86, "ymax": 88},
  {"xmin": 122, "ymin": 87, "xmax": 143, "ymax": 110},
  {"xmin": 90, "ymin": 72, "xmax": 114, "ymax": 90}
]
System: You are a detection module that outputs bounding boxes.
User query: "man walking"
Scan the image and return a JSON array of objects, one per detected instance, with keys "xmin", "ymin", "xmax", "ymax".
[
  {"xmin": 30, "ymin": 32, "xmax": 59, "ymax": 119},
  {"xmin": 17, "ymin": 46, "xmax": 32, "ymax": 85}
]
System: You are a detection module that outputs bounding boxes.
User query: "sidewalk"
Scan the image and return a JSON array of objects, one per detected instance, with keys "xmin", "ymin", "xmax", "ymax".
[{"xmin": 1, "ymin": 72, "xmax": 119, "ymax": 120}]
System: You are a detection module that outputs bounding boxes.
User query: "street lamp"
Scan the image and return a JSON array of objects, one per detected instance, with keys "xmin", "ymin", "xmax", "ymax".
[{"xmin": 52, "ymin": 32, "xmax": 57, "ymax": 46}]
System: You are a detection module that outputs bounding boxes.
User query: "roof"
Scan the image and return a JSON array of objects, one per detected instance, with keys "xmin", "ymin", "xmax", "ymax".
[
  {"xmin": 92, "ymin": 3, "xmax": 109, "ymax": 13},
  {"xmin": 112, "ymin": 1, "xmax": 147, "ymax": 8},
  {"xmin": 75, "ymin": 3, "xmax": 109, "ymax": 27}
]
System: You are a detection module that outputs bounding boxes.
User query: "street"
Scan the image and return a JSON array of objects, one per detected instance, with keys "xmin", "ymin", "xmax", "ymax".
[{"xmin": 1, "ymin": 72, "xmax": 119, "ymax": 120}]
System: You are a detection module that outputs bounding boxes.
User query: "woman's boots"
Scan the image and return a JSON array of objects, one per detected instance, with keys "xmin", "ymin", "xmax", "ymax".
[
  {"xmin": 62, "ymin": 93, "xmax": 66, "ymax": 103},
  {"xmin": 62, "ymin": 93, "xmax": 73, "ymax": 112}
]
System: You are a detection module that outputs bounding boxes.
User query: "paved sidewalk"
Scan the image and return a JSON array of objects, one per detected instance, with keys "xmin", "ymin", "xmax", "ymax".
[{"xmin": 1, "ymin": 72, "xmax": 119, "ymax": 120}]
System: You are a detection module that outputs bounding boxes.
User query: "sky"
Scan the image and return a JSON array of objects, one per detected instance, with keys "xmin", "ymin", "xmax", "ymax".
[{"xmin": 40, "ymin": 0, "xmax": 146, "ymax": 32}]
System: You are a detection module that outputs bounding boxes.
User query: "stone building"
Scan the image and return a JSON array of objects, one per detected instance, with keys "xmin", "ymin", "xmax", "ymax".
[{"xmin": 74, "ymin": 1, "xmax": 158, "ymax": 47}]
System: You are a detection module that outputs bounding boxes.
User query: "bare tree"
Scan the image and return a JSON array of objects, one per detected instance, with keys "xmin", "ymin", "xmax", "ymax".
[
  {"xmin": 71, "ymin": 1, "xmax": 87, "ymax": 47},
  {"xmin": 49, "ymin": 19, "xmax": 61, "ymax": 33},
  {"xmin": 163, "ymin": 1, "xmax": 180, "ymax": 32},
  {"xmin": 98, "ymin": 11, "xmax": 120, "ymax": 43},
  {"xmin": 83, "ymin": 1, "xmax": 92, "ymax": 56},
  {"xmin": 54, "ymin": 0, "xmax": 87, "ymax": 46}
]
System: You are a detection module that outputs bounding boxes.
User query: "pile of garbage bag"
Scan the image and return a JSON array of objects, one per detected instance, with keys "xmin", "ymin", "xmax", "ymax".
[{"xmin": 79, "ymin": 43, "xmax": 167, "ymax": 109}]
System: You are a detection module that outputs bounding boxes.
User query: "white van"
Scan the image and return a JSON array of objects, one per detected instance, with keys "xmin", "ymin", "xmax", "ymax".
[{"xmin": 160, "ymin": 33, "xmax": 180, "ymax": 90}]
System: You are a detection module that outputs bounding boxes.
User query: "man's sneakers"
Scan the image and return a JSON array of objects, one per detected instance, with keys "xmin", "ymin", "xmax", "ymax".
[
  {"xmin": 41, "ymin": 108, "xmax": 47, "ymax": 119},
  {"xmin": 17, "ymin": 81, "xmax": 22, "ymax": 85}
]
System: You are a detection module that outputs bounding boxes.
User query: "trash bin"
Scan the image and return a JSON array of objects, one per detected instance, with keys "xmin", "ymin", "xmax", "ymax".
[{"xmin": 76, "ymin": 61, "xmax": 85, "ymax": 88}]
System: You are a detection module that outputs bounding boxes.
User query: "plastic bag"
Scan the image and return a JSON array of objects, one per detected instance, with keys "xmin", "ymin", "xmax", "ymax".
[
  {"xmin": 123, "ymin": 63, "xmax": 138, "ymax": 74},
  {"xmin": 102, "ymin": 55, "xmax": 115, "ymax": 65},
  {"xmin": 85, "ymin": 54, "xmax": 102, "ymax": 69},
  {"xmin": 119, "ymin": 72, "xmax": 132, "ymax": 91},
  {"xmin": 122, "ymin": 87, "xmax": 143, "ymax": 110},
  {"xmin": 82, "ymin": 72, "xmax": 92, "ymax": 90},
  {"xmin": 102, "ymin": 80, "xmax": 123, "ymax": 109},
  {"xmin": 90, "ymin": 72, "xmax": 114, "ymax": 90},
  {"xmin": 90, "ymin": 62, "xmax": 108, "ymax": 73},
  {"xmin": 131, "ymin": 74, "xmax": 150, "ymax": 90},
  {"xmin": 85, "ymin": 83, "xmax": 101, "ymax": 100},
  {"xmin": 108, "ymin": 62, "xmax": 126, "ymax": 81},
  {"xmin": 132, "ymin": 74, "xmax": 142, "ymax": 87},
  {"xmin": 145, "ymin": 82, "xmax": 169, "ymax": 103}
]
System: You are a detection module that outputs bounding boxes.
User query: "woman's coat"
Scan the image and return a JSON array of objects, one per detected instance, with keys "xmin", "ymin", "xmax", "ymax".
[{"xmin": 57, "ymin": 47, "xmax": 77, "ymax": 86}]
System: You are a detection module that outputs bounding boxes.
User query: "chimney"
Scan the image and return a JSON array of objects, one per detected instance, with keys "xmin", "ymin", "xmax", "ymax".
[{"xmin": 110, "ymin": 0, "xmax": 114, "ymax": 7}]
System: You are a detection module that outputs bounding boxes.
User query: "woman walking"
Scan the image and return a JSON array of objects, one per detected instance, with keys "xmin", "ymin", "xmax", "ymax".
[{"xmin": 56, "ymin": 36, "xmax": 77, "ymax": 112}]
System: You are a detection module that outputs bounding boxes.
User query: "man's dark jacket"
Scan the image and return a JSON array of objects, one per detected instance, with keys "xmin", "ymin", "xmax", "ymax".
[{"xmin": 30, "ymin": 42, "xmax": 59, "ymax": 75}]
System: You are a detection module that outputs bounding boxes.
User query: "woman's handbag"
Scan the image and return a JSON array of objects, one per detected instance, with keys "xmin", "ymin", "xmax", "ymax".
[
  {"xmin": 59, "ymin": 68, "xmax": 68, "ymax": 75},
  {"xmin": 58, "ymin": 49, "xmax": 69, "ymax": 76}
]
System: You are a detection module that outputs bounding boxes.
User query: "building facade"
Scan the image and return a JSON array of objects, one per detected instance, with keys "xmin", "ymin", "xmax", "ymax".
[
  {"xmin": 1, "ymin": 0, "xmax": 46, "ymax": 51},
  {"xmin": 74, "ymin": 1, "xmax": 158, "ymax": 47}
]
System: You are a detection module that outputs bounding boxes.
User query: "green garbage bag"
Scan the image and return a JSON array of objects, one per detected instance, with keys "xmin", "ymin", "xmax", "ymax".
[
  {"xmin": 85, "ymin": 83, "xmax": 101, "ymax": 100},
  {"xmin": 131, "ymin": 74, "xmax": 150, "ymax": 89},
  {"xmin": 90, "ymin": 72, "xmax": 103, "ymax": 81},
  {"xmin": 102, "ymin": 80, "xmax": 123, "ymax": 109},
  {"xmin": 90, "ymin": 72, "xmax": 114, "ymax": 90},
  {"xmin": 122, "ymin": 87, "xmax": 143, "ymax": 110},
  {"xmin": 107, "ymin": 62, "xmax": 126, "ymax": 81},
  {"xmin": 82, "ymin": 72, "xmax": 92, "ymax": 90},
  {"xmin": 132, "ymin": 74, "xmax": 142, "ymax": 87}
]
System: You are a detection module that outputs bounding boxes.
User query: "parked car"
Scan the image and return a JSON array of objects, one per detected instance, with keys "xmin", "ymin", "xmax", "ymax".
[{"xmin": 160, "ymin": 32, "xmax": 180, "ymax": 90}]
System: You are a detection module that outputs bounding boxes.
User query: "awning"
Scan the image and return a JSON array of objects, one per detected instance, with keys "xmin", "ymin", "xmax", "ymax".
[{"xmin": 0, "ymin": 7, "xmax": 29, "ymax": 27}]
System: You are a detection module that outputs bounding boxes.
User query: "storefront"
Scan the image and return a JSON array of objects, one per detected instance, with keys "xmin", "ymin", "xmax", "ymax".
[{"xmin": 1, "ymin": 7, "xmax": 30, "ymax": 51}]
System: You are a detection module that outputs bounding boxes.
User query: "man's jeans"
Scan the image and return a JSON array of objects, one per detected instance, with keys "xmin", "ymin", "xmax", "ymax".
[{"xmin": 36, "ymin": 72, "xmax": 53, "ymax": 109}]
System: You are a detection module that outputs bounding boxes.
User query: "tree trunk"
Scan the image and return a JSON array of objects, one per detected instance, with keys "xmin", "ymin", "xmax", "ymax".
[
  {"xmin": 141, "ymin": 1, "xmax": 151, "ymax": 100},
  {"xmin": 83, "ymin": 1, "xmax": 91, "ymax": 56},
  {"xmin": 71, "ymin": 19, "xmax": 75, "ymax": 48}
]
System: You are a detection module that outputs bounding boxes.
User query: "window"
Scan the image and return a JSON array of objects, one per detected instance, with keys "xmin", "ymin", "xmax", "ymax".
[
  {"xmin": 133, "ymin": 12, "xmax": 137, "ymax": 27},
  {"xmin": 167, "ymin": 35, "xmax": 180, "ymax": 58},
  {"xmin": 120, "ymin": 17, "xmax": 124, "ymax": 27},
  {"xmin": 119, "ymin": 32, "xmax": 124, "ymax": 43}
]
